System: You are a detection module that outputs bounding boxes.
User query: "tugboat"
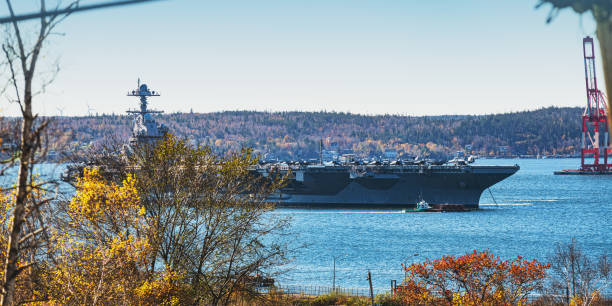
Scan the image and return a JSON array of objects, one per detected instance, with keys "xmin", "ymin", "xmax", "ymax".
[
  {"xmin": 415, "ymin": 200, "xmax": 431, "ymax": 211},
  {"xmin": 401, "ymin": 200, "xmax": 432, "ymax": 213}
]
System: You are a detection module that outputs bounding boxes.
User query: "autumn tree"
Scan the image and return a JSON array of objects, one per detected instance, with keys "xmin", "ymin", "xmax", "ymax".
[
  {"xmin": 395, "ymin": 250, "xmax": 550, "ymax": 305},
  {"xmin": 0, "ymin": 1, "xmax": 82, "ymax": 304},
  {"xmin": 0, "ymin": 1, "xmax": 159, "ymax": 303},
  {"xmin": 37, "ymin": 167, "xmax": 152, "ymax": 304},
  {"xmin": 127, "ymin": 135, "xmax": 289, "ymax": 305},
  {"xmin": 63, "ymin": 135, "xmax": 130, "ymax": 185},
  {"xmin": 0, "ymin": 182, "xmax": 59, "ymax": 304}
]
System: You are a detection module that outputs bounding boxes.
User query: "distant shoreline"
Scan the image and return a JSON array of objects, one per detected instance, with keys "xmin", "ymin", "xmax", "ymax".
[{"xmin": 9, "ymin": 106, "xmax": 584, "ymax": 161}]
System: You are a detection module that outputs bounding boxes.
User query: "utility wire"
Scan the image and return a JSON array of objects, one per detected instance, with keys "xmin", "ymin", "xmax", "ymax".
[{"xmin": 0, "ymin": 0, "xmax": 163, "ymax": 24}]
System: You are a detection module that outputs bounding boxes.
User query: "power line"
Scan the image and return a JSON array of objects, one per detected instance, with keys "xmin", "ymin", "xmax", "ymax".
[{"xmin": 0, "ymin": 0, "xmax": 163, "ymax": 24}]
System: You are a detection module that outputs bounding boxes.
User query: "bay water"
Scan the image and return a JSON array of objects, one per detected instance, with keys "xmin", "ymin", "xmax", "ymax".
[
  {"xmin": 3, "ymin": 159, "xmax": 610, "ymax": 293},
  {"xmin": 274, "ymin": 158, "xmax": 612, "ymax": 292}
]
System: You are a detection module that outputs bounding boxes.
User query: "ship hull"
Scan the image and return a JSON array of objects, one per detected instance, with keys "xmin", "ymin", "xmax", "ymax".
[{"xmin": 263, "ymin": 165, "xmax": 519, "ymax": 209}]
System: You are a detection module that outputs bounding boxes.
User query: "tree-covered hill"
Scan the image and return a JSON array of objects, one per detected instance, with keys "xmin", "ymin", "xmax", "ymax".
[{"xmin": 51, "ymin": 106, "xmax": 583, "ymax": 159}]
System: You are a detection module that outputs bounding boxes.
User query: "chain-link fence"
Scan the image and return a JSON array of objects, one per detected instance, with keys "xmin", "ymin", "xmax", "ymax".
[{"xmin": 270, "ymin": 285, "xmax": 378, "ymax": 297}]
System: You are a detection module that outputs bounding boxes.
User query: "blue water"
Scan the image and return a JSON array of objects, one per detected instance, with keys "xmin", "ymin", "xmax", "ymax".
[
  {"xmin": 274, "ymin": 158, "xmax": 612, "ymax": 292},
  {"xmin": 3, "ymin": 160, "xmax": 610, "ymax": 293}
]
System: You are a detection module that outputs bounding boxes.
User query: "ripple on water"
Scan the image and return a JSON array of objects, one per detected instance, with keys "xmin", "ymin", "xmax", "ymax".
[{"xmin": 277, "ymin": 159, "xmax": 612, "ymax": 290}]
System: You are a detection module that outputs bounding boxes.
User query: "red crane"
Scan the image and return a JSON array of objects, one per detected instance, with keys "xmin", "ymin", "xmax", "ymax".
[{"xmin": 580, "ymin": 36, "xmax": 610, "ymax": 172}]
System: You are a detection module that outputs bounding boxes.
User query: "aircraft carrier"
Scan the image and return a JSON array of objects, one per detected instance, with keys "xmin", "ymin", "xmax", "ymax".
[
  {"xmin": 120, "ymin": 81, "xmax": 519, "ymax": 210},
  {"xmin": 255, "ymin": 162, "xmax": 518, "ymax": 209}
]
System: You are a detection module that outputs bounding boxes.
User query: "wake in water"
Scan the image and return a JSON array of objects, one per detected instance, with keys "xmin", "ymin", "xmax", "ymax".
[
  {"xmin": 480, "ymin": 203, "xmax": 534, "ymax": 206},
  {"xmin": 513, "ymin": 199, "xmax": 564, "ymax": 202},
  {"xmin": 274, "ymin": 210, "xmax": 407, "ymax": 214}
]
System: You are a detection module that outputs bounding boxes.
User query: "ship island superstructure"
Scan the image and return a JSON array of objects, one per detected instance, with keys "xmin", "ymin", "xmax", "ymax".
[{"xmin": 126, "ymin": 79, "xmax": 168, "ymax": 149}]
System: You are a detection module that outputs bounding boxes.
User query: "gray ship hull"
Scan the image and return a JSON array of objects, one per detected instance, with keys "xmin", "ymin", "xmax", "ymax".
[{"xmin": 263, "ymin": 164, "xmax": 519, "ymax": 209}]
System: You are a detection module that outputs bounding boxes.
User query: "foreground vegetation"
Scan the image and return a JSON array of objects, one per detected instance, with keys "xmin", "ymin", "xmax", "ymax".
[
  {"xmin": 1, "ymin": 136, "xmax": 290, "ymax": 305},
  {"xmin": 267, "ymin": 244, "xmax": 610, "ymax": 306}
]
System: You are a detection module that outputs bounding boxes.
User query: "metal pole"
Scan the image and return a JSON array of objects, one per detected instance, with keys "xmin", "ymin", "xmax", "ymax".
[
  {"xmin": 332, "ymin": 254, "xmax": 347, "ymax": 292},
  {"xmin": 367, "ymin": 270, "xmax": 374, "ymax": 306},
  {"xmin": 333, "ymin": 257, "xmax": 336, "ymax": 291}
]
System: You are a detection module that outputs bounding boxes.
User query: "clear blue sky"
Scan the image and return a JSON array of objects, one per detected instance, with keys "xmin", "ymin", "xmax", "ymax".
[{"xmin": 0, "ymin": 0, "xmax": 604, "ymax": 116}]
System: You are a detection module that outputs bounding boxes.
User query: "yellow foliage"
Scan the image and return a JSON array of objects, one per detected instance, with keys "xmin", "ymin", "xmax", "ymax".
[
  {"xmin": 0, "ymin": 179, "xmax": 59, "ymax": 303},
  {"xmin": 0, "ymin": 190, "xmax": 11, "ymax": 262},
  {"xmin": 41, "ymin": 167, "xmax": 152, "ymax": 304},
  {"xmin": 69, "ymin": 167, "xmax": 142, "ymax": 223},
  {"xmin": 134, "ymin": 268, "xmax": 193, "ymax": 305}
]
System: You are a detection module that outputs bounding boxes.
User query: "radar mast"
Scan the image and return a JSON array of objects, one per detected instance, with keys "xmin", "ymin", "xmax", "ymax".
[{"xmin": 126, "ymin": 79, "xmax": 168, "ymax": 148}]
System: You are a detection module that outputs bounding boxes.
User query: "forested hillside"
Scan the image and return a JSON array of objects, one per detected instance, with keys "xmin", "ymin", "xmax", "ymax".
[{"xmin": 51, "ymin": 106, "xmax": 583, "ymax": 159}]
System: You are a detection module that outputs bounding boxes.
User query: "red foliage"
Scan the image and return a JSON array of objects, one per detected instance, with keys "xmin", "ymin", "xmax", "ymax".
[{"xmin": 395, "ymin": 250, "xmax": 550, "ymax": 305}]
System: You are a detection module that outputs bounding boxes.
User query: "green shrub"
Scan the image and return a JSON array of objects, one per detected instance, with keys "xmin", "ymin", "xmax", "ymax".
[
  {"xmin": 310, "ymin": 292, "xmax": 344, "ymax": 305},
  {"xmin": 375, "ymin": 292, "xmax": 403, "ymax": 306}
]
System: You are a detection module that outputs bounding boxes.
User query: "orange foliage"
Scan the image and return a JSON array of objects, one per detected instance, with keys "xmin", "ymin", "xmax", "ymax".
[{"xmin": 395, "ymin": 250, "xmax": 549, "ymax": 306}]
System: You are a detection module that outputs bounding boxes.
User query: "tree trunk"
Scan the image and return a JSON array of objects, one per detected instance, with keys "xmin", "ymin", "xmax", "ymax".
[
  {"xmin": 597, "ymin": 17, "xmax": 612, "ymax": 134},
  {"xmin": 1, "ymin": 94, "xmax": 34, "ymax": 306}
]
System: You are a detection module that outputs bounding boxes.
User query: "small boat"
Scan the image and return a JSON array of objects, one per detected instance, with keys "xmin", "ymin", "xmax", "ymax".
[
  {"xmin": 415, "ymin": 200, "xmax": 431, "ymax": 211},
  {"xmin": 402, "ymin": 200, "xmax": 471, "ymax": 213},
  {"xmin": 401, "ymin": 200, "xmax": 432, "ymax": 213}
]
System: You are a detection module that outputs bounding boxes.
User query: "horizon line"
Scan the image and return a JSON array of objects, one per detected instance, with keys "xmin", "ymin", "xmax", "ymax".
[{"xmin": 2, "ymin": 105, "xmax": 585, "ymax": 119}]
